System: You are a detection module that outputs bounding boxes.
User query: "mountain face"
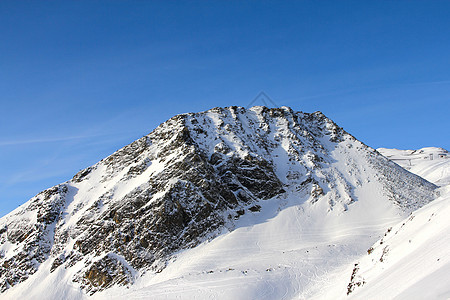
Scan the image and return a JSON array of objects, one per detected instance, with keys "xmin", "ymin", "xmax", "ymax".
[{"xmin": 0, "ymin": 106, "xmax": 437, "ymax": 297}]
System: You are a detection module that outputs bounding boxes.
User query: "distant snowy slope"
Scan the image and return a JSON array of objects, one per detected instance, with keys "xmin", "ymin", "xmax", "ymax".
[
  {"xmin": 378, "ymin": 147, "xmax": 450, "ymax": 186},
  {"xmin": 346, "ymin": 185, "xmax": 450, "ymax": 299}
]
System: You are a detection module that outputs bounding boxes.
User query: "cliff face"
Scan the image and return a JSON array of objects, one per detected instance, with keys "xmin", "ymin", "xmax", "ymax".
[{"xmin": 0, "ymin": 106, "xmax": 437, "ymax": 295}]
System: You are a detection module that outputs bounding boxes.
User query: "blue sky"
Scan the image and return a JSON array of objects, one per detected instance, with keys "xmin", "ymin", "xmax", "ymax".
[{"xmin": 1, "ymin": 1, "xmax": 449, "ymax": 216}]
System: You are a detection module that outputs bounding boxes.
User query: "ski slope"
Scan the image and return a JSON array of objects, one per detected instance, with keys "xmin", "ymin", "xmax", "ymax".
[
  {"xmin": 331, "ymin": 147, "xmax": 450, "ymax": 299},
  {"xmin": 346, "ymin": 184, "xmax": 450, "ymax": 299},
  {"xmin": 93, "ymin": 191, "xmax": 402, "ymax": 300},
  {"xmin": 378, "ymin": 147, "xmax": 450, "ymax": 186}
]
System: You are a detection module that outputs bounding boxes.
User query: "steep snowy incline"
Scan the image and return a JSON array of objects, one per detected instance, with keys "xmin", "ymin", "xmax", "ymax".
[
  {"xmin": 311, "ymin": 146, "xmax": 450, "ymax": 299},
  {"xmin": 345, "ymin": 184, "xmax": 450, "ymax": 299},
  {"xmin": 0, "ymin": 106, "xmax": 437, "ymax": 299},
  {"xmin": 378, "ymin": 147, "xmax": 450, "ymax": 186}
]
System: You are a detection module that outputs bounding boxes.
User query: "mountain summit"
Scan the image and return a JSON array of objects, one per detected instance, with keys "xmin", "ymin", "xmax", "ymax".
[{"xmin": 0, "ymin": 106, "xmax": 437, "ymax": 298}]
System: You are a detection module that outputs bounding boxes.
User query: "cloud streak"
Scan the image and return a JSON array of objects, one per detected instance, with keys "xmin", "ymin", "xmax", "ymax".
[
  {"xmin": 0, "ymin": 130, "xmax": 142, "ymax": 147},
  {"xmin": 0, "ymin": 135, "xmax": 104, "ymax": 146}
]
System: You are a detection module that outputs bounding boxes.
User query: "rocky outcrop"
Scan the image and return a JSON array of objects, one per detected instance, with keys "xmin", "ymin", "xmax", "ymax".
[{"xmin": 0, "ymin": 185, "xmax": 68, "ymax": 292}]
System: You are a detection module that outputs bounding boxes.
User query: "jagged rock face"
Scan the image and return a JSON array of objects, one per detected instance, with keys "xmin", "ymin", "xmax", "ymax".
[
  {"xmin": 0, "ymin": 185, "xmax": 67, "ymax": 292},
  {"xmin": 0, "ymin": 106, "xmax": 437, "ymax": 294}
]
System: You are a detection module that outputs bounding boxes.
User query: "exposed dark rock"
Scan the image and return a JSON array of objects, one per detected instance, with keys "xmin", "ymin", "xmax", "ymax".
[{"xmin": 80, "ymin": 254, "xmax": 134, "ymax": 295}]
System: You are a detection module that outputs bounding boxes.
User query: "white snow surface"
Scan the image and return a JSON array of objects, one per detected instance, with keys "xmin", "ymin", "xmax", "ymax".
[
  {"xmin": 331, "ymin": 147, "xmax": 450, "ymax": 299},
  {"xmin": 345, "ymin": 184, "xmax": 450, "ymax": 299},
  {"xmin": 91, "ymin": 186, "xmax": 401, "ymax": 300},
  {"xmin": 0, "ymin": 107, "xmax": 442, "ymax": 300},
  {"xmin": 378, "ymin": 147, "xmax": 450, "ymax": 186}
]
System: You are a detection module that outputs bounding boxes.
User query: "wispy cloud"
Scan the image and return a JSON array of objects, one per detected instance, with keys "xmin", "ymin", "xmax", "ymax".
[
  {"xmin": 400, "ymin": 79, "xmax": 450, "ymax": 87},
  {"xmin": 0, "ymin": 102, "xmax": 150, "ymax": 148},
  {"xmin": 0, "ymin": 130, "xmax": 143, "ymax": 147},
  {"xmin": 0, "ymin": 134, "xmax": 104, "ymax": 146},
  {"xmin": 3, "ymin": 167, "xmax": 70, "ymax": 186}
]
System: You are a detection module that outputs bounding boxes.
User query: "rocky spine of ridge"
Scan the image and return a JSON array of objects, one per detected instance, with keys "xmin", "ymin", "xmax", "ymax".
[{"xmin": 0, "ymin": 106, "xmax": 437, "ymax": 294}]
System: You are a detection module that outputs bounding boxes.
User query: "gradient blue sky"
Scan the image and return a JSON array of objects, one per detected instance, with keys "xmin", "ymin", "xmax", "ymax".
[{"xmin": 1, "ymin": 1, "xmax": 449, "ymax": 216}]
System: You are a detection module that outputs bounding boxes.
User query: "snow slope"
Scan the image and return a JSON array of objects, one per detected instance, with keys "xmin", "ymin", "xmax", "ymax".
[
  {"xmin": 330, "ymin": 147, "xmax": 450, "ymax": 299},
  {"xmin": 378, "ymin": 147, "xmax": 450, "ymax": 186},
  {"xmin": 92, "ymin": 183, "xmax": 404, "ymax": 300},
  {"xmin": 345, "ymin": 184, "xmax": 450, "ymax": 299},
  {"xmin": 0, "ymin": 107, "xmax": 438, "ymax": 299}
]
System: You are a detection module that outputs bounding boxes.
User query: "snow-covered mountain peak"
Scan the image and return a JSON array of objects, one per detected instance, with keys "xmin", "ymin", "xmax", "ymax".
[{"xmin": 0, "ymin": 106, "xmax": 437, "ymax": 299}]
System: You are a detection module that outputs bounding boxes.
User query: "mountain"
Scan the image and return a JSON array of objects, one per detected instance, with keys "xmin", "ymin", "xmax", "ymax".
[{"xmin": 0, "ymin": 106, "xmax": 437, "ymax": 299}]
